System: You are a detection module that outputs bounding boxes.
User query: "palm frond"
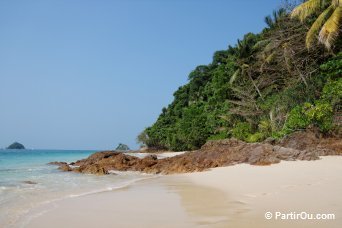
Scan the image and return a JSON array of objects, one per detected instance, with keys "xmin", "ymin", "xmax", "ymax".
[
  {"xmin": 277, "ymin": 8, "xmax": 287, "ymax": 18},
  {"xmin": 291, "ymin": 0, "xmax": 322, "ymax": 22},
  {"xmin": 332, "ymin": 0, "xmax": 341, "ymax": 7},
  {"xmin": 253, "ymin": 39, "xmax": 270, "ymax": 51},
  {"xmin": 306, "ymin": 5, "xmax": 334, "ymax": 49},
  {"xmin": 319, "ymin": 6, "xmax": 342, "ymax": 49},
  {"xmin": 273, "ymin": 10, "xmax": 279, "ymax": 22},
  {"xmin": 266, "ymin": 52, "xmax": 276, "ymax": 63},
  {"xmin": 229, "ymin": 69, "xmax": 240, "ymax": 85},
  {"xmin": 265, "ymin": 15, "xmax": 273, "ymax": 27},
  {"xmin": 242, "ymin": 63, "xmax": 249, "ymax": 69},
  {"xmin": 264, "ymin": 41, "xmax": 280, "ymax": 53}
]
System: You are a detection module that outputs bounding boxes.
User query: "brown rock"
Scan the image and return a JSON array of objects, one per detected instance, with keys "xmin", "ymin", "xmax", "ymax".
[
  {"xmin": 278, "ymin": 130, "xmax": 342, "ymax": 155},
  {"xmin": 247, "ymin": 144, "xmax": 280, "ymax": 165},
  {"xmin": 22, "ymin": 181, "xmax": 37, "ymax": 185},
  {"xmin": 79, "ymin": 164, "xmax": 108, "ymax": 175},
  {"xmin": 58, "ymin": 164, "xmax": 72, "ymax": 172},
  {"xmin": 47, "ymin": 161, "xmax": 67, "ymax": 166},
  {"xmin": 264, "ymin": 137, "xmax": 276, "ymax": 145}
]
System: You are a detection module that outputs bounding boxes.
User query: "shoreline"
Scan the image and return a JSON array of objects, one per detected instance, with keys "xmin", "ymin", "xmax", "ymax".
[{"xmin": 23, "ymin": 156, "xmax": 342, "ymax": 228}]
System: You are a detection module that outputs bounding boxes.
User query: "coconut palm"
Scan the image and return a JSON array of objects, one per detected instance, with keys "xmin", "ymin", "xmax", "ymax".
[
  {"xmin": 229, "ymin": 33, "xmax": 264, "ymax": 100},
  {"xmin": 291, "ymin": 0, "xmax": 342, "ymax": 49},
  {"xmin": 264, "ymin": 8, "xmax": 287, "ymax": 28}
]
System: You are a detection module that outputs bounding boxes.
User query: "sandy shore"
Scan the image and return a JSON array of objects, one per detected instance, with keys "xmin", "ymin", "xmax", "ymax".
[
  {"xmin": 23, "ymin": 156, "xmax": 342, "ymax": 228},
  {"xmin": 185, "ymin": 156, "xmax": 342, "ymax": 228}
]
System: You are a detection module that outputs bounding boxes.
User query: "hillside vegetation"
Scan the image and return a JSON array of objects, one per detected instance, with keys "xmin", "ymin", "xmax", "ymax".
[{"xmin": 138, "ymin": 1, "xmax": 342, "ymax": 151}]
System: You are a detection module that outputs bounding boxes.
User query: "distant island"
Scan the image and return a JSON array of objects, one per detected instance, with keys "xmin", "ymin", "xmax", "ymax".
[
  {"xmin": 115, "ymin": 143, "xmax": 130, "ymax": 151},
  {"xmin": 7, "ymin": 142, "xmax": 25, "ymax": 150}
]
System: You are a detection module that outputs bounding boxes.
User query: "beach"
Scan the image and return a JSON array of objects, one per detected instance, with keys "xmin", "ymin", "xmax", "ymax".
[
  {"xmin": 2, "ymin": 1, "xmax": 341, "ymax": 228},
  {"xmin": 23, "ymin": 156, "xmax": 342, "ymax": 228}
]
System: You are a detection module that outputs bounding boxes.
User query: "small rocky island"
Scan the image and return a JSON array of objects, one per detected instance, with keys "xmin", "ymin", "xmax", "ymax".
[
  {"xmin": 7, "ymin": 142, "xmax": 25, "ymax": 150},
  {"xmin": 115, "ymin": 143, "xmax": 130, "ymax": 151}
]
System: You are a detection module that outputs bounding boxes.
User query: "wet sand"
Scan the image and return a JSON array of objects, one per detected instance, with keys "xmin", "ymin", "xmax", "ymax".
[{"xmin": 24, "ymin": 176, "xmax": 232, "ymax": 228}]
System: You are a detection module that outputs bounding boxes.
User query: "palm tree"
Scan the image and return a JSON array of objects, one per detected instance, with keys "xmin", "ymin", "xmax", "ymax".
[
  {"xmin": 264, "ymin": 8, "xmax": 287, "ymax": 28},
  {"xmin": 291, "ymin": 0, "xmax": 341, "ymax": 49},
  {"xmin": 229, "ymin": 33, "xmax": 264, "ymax": 100}
]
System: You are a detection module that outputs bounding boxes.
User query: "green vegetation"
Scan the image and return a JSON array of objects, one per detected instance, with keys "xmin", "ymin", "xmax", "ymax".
[
  {"xmin": 281, "ymin": 54, "xmax": 341, "ymax": 135},
  {"xmin": 291, "ymin": 0, "xmax": 342, "ymax": 49},
  {"xmin": 7, "ymin": 142, "xmax": 25, "ymax": 150},
  {"xmin": 138, "ymin": 1, "xmax": 342, "ymax": 151}
]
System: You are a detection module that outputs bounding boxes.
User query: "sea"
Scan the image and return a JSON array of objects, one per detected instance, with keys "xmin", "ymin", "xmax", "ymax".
[{"xmin": 0, "ymin": 149, "xmax": 153, "ymax": 227}]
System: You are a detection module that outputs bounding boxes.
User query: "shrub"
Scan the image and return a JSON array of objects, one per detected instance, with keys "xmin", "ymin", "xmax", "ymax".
[
  {"xmin": 321, "ymin": 78, "xmax": 342, "ymax": 110},
  {"xmin": 207, "ymin": 131, "xmax": 228, "ymax": 141},
  {"xmin": 231, "ymin": 122, "xmax": 252, "ymax": 141},
  {"xmin": 319, "ymin": 52, "xmax": 342, "ymax": 80},
  {"xmin": 304, "ymin": 101, "xmax": 333, "ymax": 132},
  {"xmin": 247, "ymin": 132, "xmax": 265, "ymax": 143},
  {"xmin": 283, "ymin": 105, "xmax": 310, "ymax": 133},
  {"xmin": 283, "ymin": 101, "xmax": 334, "ymax": 133}
]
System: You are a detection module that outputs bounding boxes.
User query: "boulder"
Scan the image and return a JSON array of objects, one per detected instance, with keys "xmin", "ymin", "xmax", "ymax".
[
  {"xmin": 58, "ymin": 164, "xmax": 72, "ymax": 172},
  {"xmin": 22, "ymin": 181, "xmax": 37, "ymax": 185},
  {"xmin": 48, "ymin": 161, "xmax": 68, "ymax": 166},
  {"xmin": 78, "ymin": 164, "xmax": 108, "ymax": 175}
]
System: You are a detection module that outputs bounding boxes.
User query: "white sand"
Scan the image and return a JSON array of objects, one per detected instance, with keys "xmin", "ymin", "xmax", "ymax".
[
  {"xmin": 126, "ymin": 151, "xmax": 185, "ymax": 159},
  {"xmin": 23, "ymin": 156, "xmax": 342, "ymax": 228},
  {"xmin": 156, "ymin": 151, "xmax": 185, "ymax": 158},
  {"xmin": 183, "ymin": 156, "xmax": 342, "ymax": 228}
]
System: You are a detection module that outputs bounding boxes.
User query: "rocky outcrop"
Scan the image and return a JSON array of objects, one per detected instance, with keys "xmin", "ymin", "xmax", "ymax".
[
  {"xmin": 278, "ymin": 130, "xmax": 342, "ymax": 155},
  {"xmin": 48, "ymin": 161, "xmax": 72, "ymax": 171},
  {"xmin": 50, "ymin": 131, "xmax": 341, "ymax": 175}
]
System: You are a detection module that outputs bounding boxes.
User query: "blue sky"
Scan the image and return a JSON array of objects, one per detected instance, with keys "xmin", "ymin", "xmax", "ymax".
[{"xmin": 0, "ymin": 0, "xmax": 284, "ymax": 150}]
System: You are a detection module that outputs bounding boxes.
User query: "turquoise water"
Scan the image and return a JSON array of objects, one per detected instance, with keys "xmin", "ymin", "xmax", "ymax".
[
  {"xmin": 0, "ymin": 149, "xmax": 152, "ymax": 227},
  {"xmin": 0, "ymin": 149, "xmax": 94, "ymax": 182}
]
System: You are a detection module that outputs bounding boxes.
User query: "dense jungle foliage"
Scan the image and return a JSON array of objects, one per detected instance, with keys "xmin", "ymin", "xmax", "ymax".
[{"xmin": 138, "ymin": 1, "xmax": 342, "ymax": 151}]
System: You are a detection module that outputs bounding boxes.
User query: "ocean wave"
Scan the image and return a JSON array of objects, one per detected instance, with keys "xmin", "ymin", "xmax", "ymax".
[
  {"xmin": 15, "ymin": 175, "xmax": 159, "ymax": 227},
  {"xmin": 15, "ymin": 174, "xmax": 158, "ymax": 213},
  {"xmin": 67, "ymin": 175, "xmax": 157, "ymax": 198},
  {"xmin": 0, "ymin": 167, "xmax": 46, "ymax": 173}
]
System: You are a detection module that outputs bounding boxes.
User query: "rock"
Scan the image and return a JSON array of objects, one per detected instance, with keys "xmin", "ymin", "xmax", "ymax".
[
  {"xmin": 48, "ymin": 161, "xmax": 68, "ymax": 166},
  {"xmin": 140, "ymin": 155, "xmax": 158, "ymax": 167},
  {"xmin": 48, "ymin": 161, "xmax": 72, "ymax": 171},
  {"xmin": 74, "ymin": 151, "xmax": 119, "ymax": 167},
  {"xmin": 58, "ymin": 164, "xmax": 72, "ymax": 172},
  {"xmin": 279, "ymin": 130, "xmax": 320, "ymax": 150},
  {"xmin": 264, "ymin": 137, "xmax": 276, "ymax": 145},
  {"xmin": 22, "ymin": 181, "xmax": 37, "ymax": 184},
  {"xmin": 247, "ymin": 144, "xmax": 280, "ymax": 165},
  {"xmin": 78, "ymin": 164, "xmax": 108, "ymax": 175},
  {"xmin": 6, "ymin": 142, "xmax": 25, "ymax": 150},
  {"xmin": 278, "ymin": 130, "xmax": 342, "ymax": 155}
]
